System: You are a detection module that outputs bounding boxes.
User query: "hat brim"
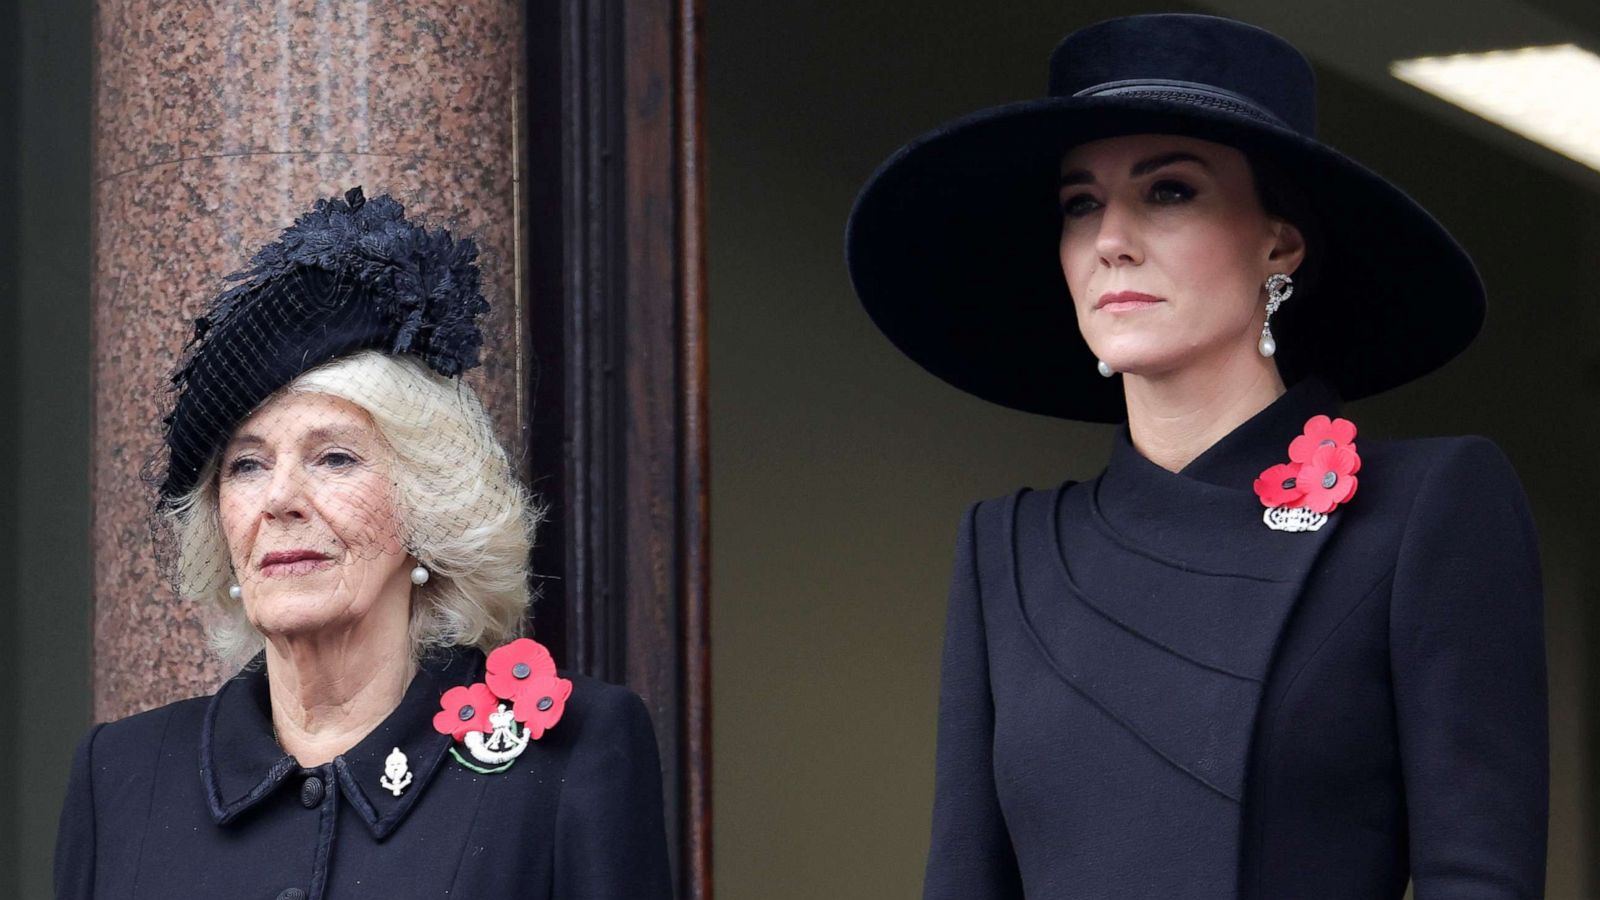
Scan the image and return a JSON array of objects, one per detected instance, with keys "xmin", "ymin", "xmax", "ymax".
[{"xmin": 845, "ymin": 95, "xmax": 1485, "ymax": 422}]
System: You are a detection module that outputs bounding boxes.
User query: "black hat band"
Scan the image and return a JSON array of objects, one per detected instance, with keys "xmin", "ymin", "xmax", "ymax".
[{"xmin": 1072, "ymin": 79, "xmax": 1291, "ymax": 130}]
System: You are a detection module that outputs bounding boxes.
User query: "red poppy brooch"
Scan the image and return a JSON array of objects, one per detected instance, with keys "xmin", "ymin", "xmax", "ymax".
[
  {"xmin": 1252, "ymin": 414, "xmax": 1361, "ymax": 533},
  {"xmin": 433, "ymin": 638, "xmax": 573, "ymax": 774}
]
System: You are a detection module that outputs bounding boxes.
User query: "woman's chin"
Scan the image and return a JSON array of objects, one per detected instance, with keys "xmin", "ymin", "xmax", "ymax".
[{"xmin": 246, "ymin": 594, "xmax": 357, "ymax": 641}]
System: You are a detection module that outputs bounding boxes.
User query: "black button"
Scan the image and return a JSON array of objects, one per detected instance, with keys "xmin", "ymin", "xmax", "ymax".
[
  {"xmin": 299, "ymin": 776, "xmax": 324, "ymax": 808},
  {"xmin": 277, "ymin": 890, "xmax": 307, "ymax": 900}
]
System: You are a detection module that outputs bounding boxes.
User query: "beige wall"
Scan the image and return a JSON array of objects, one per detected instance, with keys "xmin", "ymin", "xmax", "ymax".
[{"xmin": 707, "ymin": 2, "xmax": 1596, "ymax": 897}]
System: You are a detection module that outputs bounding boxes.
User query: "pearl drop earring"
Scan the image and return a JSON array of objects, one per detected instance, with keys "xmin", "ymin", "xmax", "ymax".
[
  {"xmin": 228, "ymin": 584, "xmax": 242, "ymax": 601},
  {"xmin": 1259, "ymin": 273, "xmax": 1294, "ymax": 358},
  {"xmin": 411, "ymin": 565, "xmax": 430, "ymax": 585},
  {"xmin": 1096, "ymin": 359, "xmax": 1115, "ymax": 378}
]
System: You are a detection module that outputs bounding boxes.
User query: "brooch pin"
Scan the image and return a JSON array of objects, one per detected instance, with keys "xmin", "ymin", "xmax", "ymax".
[
  {"xmin": 432, "ymin": 638, "xmax": 573, "ymax": 774},
  {"xmin": 1253, "ymin": 414, "xmax": 1361, "ymax": 532},
  {"xmin": 380, "ymin": 747, "xmax": 413, "ymax": 796}
]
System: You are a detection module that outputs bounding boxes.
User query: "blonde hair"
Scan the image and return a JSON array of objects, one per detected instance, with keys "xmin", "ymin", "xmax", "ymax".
[{"xmin": 164, "ymin": 351, "xmax": 541, "ymax": 667}]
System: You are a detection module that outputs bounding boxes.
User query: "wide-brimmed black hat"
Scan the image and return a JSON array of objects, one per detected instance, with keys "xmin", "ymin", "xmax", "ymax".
[
  {"xmin": 845, "ymin": 13, "xmax": 1484, "ymax": 422},
  {"xmin": 155, "ymin": 187, "xmax": 489, "ymax": 507}
]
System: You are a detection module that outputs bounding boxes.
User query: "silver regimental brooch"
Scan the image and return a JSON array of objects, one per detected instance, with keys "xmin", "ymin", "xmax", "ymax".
[
  {"xmin": 463, "ymin": 704, "xmax": 531, "ymax": 767},
  {"xmin": 1253, "ymin": 414, "xmax": 1361, "ymax": 532},
  {"xmin": 433, "ymin": 638, "xmax": 574, "ymax": 775},
  {"xmin": 380, "ymin": 746, "xmax": 412, "ymax": 796}
]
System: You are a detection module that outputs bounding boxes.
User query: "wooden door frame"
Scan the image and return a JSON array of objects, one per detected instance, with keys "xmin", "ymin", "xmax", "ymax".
[{"xmin": 526, "ymin": 1, "xmax": 711, "ymax": 897}]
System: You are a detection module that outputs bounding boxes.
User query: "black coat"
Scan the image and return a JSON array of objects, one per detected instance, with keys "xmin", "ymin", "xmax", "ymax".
[
  {"xmin": 923, "ymin": 379, "xmax": 1548, "ymax": 899},
  {"xmin": 54, "ymin": 646, "xmax": 673, "ymax": 899}
]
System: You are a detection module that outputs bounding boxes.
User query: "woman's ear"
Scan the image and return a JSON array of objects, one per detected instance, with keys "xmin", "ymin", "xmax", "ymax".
[{"xmin": 1267, "ymin": 219, "xmax": 1307, "ymax": 275}]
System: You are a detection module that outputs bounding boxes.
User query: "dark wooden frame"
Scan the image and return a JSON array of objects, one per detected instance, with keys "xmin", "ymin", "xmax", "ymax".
[{"xmin": 526, "ymin": 1, "xmax": 711, "ymax": 897}]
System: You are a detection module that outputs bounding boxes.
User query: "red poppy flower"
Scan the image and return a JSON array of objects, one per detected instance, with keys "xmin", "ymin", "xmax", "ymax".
[
  {"xmin": 1253, "ymin": 462, "xmax": 1306, "ymax": 509},
  {"xmin": 486, "ymin": 638, "xmax": 558, "ymax": 703},
  {"xmin": 1289, "ymin": 415, "xmax": 1357, "ymax": 464},
  {"xmin": 512, "ymin": 675, "xmax": 574, "ymax": 740},
  {"xmin": 1296, "ymin": 443, "xmax": 1360, "ymax": 514},
  {"xmin": 433, "ymin": 682, "xmax": 499, "ymax": 741}
]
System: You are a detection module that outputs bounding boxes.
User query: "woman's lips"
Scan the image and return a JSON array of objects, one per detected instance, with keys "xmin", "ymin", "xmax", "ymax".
[
  {"xmin": 258, "ymin": 550, "xmax": 335, "ymax": 577},
  {"xmin": 260, "ymin": 557, "xmax": 335, "ymax": 578},
  {"xmin": 1096, "ymin": 291, "xmax": 1166, "ymax": 312}
]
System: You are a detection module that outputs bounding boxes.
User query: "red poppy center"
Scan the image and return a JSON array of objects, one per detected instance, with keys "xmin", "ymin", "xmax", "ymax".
[
  {"xmin": 537, "ymin": 697, "xmax": 554, "ymax": 711},
  {"xmin": 1280, "ymin": 477, "xmax": 1297, "ymax": 490},
  {"xmin": 1321, "ymin": 471, "xmax": 1338, "ymax": 489},
  {"xmin": 458, "ymin": 705, "xmax": 476, "ymax": 721},
  {"xmin": 512, "ymin": 663, "xmax": 530, "ymax": 679},
  {"xmin": 1320, "ymin": 438, "xmax": 1336, "ymax": 447}
]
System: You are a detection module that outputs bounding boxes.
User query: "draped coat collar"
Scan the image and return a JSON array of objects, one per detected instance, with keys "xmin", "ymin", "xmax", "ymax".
[
  {"xmin": 199, "ymin": 646, "xmax": 483, "ymax": 840},
  {"xmin": 1010, "ymin": 376, "xmax": 1346, "ymax": 802}
]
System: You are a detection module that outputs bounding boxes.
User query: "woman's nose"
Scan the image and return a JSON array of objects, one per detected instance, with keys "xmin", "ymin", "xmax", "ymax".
[
  {"xmin": 1094, "ymin": 200, "xmax": 1143, "ymax": 266},
  {"xmin": 263, "ymin": 463, "xmax": 310, "ymax": 521}
]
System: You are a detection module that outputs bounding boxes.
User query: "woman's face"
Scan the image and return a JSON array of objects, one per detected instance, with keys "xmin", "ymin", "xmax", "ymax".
[
  {"xmin": 1058, "ymin": 133, "xmax": 1304, "ymax": 379},
  {"xmin": 217, "ymin": 391, "xmax": 411, "ymax": 641}
]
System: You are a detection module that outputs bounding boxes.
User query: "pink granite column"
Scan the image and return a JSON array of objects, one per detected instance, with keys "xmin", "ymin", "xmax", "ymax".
[{"xmin": 92, "ymin": 0, "xmax": 528, "ymax": 720}]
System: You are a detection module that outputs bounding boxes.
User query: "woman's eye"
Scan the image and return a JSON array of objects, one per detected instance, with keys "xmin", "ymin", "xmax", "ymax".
[
  {"xmin": 320, "ymin": 450, "xmax": 359, "ymax": 468},
  {"xmin": 1150, "ymin": 180, "xmax": 1196, "ymax": 204},
  {"xmin": 1059, "ymin": 193, "xmax": 1100, "ymax": 218},
  {"xmin": 225, "ymin": 457, "xmax": 262, "ymax": 476}
]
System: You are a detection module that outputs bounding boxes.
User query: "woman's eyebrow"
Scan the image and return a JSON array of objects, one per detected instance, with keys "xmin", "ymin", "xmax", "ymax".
[
  {"xmin": 1130, "ymin": 151, "xmax": 1210, "ymax": 177},
  {"xmin": 225, "ymin": 425, "xmax": 367, "ymax": 451},
  {"xmin": 299, "ymin": 425, "xmax": 368, "ymax": 445},
  {"xmin": 1060, "ymin": 151, "xmax": 1212, "ymax": 187}
]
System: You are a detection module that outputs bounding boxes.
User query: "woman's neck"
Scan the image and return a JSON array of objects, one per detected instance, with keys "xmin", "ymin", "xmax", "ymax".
[
  {"xmin": 263, "ymin": 606, "xmax": 417, "ymax": 767},
  {"xmin": 1123, "ymin": 354, "xmax": 1286, "ymax": 473}
]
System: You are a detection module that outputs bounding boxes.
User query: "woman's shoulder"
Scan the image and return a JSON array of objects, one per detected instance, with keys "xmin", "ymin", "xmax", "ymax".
[
  {"xmin": 1360, "ymin": 433, "xmax": 1525, "ymax": 497},
  {"xmin": 64, "ymin": 694, "xmax": 212, "ymax": 804},
  {"xmin": 549, "ymin": 672, "xmax": 658, "ymax": 753},
  {"xmin": 78, "ymin": 694, "xmax": 212, "ymax": 758},
  {"xmin": 1355, "ymin": 434, "xmax": 1535, "ymax": 550}
]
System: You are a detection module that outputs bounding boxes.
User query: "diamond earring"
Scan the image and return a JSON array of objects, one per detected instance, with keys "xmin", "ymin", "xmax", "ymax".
[{"xmin": 1260, "ymin": 273, "xmax": 1294, "ymax": 358}]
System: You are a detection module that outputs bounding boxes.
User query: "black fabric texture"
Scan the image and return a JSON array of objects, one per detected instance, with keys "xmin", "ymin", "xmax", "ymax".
[
  {"xmin": 922, "ymin": 379, "xmax": 1548, "ymax": 898},
  {"xmin": 53, "ymin": 647, "xmax": 674, "ymax": 899}
]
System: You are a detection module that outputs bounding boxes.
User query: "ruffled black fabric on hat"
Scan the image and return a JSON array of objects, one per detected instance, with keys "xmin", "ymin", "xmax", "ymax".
[{"xmin": 155, "ymin": 187, "xmax": 490, "ymax": 507}]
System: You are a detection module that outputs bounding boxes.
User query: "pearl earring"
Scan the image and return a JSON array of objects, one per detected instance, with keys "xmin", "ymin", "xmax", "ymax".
[
  {"xmin": 228, "ymin": 584, "xmax": 242, "ymax": 601},
  {"xmin": 1260, "ymin": 273, "xmax": 1294, "ymax": 358},
  {"xmin": 1096, "ymin": 359, "xmax": 1115, "ymax": 378},
  {"xmin": 410, "ymin": 565, "xmax": 430, "ymax": 585}
]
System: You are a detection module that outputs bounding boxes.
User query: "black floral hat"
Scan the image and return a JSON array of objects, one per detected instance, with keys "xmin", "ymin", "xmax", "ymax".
[{"xmin": 156, "ymin": 187, "xmax": 491, "ymax": 507}]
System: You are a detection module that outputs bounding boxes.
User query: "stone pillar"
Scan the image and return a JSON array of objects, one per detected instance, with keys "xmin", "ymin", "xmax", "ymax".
[{"xmin": 92, "ymin": 0, "xmax": 528, "ymax": 720}]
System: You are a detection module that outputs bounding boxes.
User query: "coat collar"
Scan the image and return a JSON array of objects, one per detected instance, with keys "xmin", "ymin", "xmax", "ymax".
[
  {"xmin": 1090, "ymin": 376, "xmax": 1344, "ymax": 579},
  {"xmin": 1002, "ymin": 377, "xmax": 1349, "ymax": 803},
  {"xmin": 1153, "ymin": 375, "xmax": 1343, "ymax": 489},
  {"xmin": 200, "ymin": 645, "xmax": 484, "ymax": 840}
]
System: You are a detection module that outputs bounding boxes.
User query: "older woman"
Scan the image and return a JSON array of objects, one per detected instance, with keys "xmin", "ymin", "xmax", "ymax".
[
  {"xmin": 55, "ymin": 189, "xmax": 672, "ymax": 899},
  {"xmin": 847, "ymin": 14, "xmax": 1546, "ymax": 900}
]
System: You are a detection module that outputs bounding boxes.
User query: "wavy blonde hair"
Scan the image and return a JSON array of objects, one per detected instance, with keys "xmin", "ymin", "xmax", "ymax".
[{"xmin": 164, "ymin": 351, "xmax": 541, "ymax": 667}]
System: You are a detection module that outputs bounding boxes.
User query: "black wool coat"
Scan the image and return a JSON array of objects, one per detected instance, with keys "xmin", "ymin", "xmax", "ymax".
[
  {"xmin": 54, "ymin": 646, "xmax": 673, "ymax": 899},
  {"xmin": 923, "ymin": 378, "xmax": 1548, "ymax": 900}
]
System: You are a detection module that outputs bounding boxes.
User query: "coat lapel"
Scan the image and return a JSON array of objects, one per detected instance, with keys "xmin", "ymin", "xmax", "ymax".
[{"xmin": 1008, "ymin": 379, "xmax": 1345, "ymax": 801}]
